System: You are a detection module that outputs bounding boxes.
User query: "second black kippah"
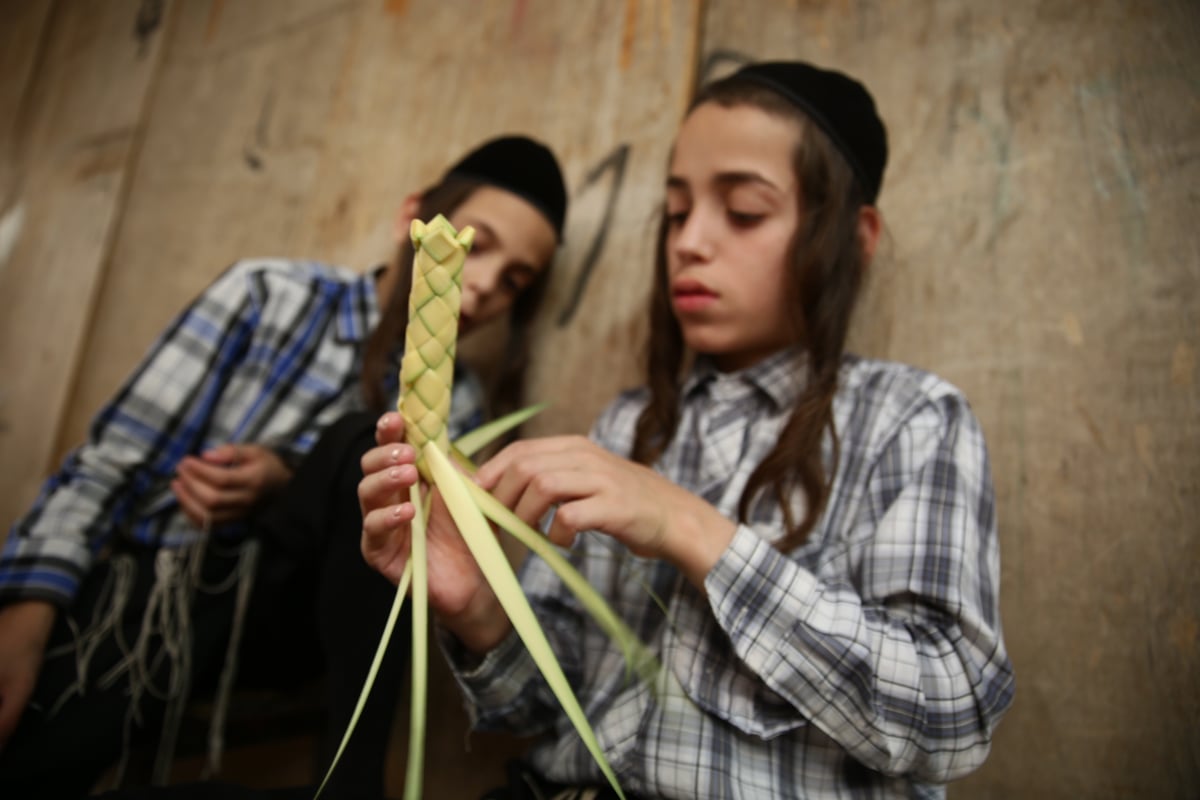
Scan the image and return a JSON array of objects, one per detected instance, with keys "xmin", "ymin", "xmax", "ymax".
[
  {"xmin": 729, "ymin": 61, "xmax": 888, "ymax": 203},
  {"xmin": 443, "ymin": 135, "xmax": 568, "ymax": 241}
]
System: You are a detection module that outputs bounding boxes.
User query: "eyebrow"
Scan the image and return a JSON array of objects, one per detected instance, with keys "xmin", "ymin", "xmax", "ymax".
[{"xmin": 666, "ymin": 170, "xmax": 783, "ymax": 192}]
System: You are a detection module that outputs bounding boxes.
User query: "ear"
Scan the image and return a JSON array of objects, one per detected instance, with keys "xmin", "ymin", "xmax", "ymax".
[
  {"xmin": 393, "ymin": 192, "xmax": 424, "ymax": 245},
  {"xmin": 857, "ymin": 205, "xmax": 883, "ymax": 266}
]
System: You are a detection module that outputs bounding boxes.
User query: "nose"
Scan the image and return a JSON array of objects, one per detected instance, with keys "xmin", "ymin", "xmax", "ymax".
[
  {"xmin": 460, "ymin": 283, "xmax": 478, "ymax": 318},
  {"xmin": 461, "ymin": 258, "xmax": 501, "ymax": 315},
  {"xmin": 672, "ymin": 206, "xmax": 714, "ymax": 263}
]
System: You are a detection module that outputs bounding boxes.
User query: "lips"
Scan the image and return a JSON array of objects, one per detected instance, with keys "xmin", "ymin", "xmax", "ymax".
[{"xmin": 671, "ymin": 277, "xmax": 718, "ymax": 312}]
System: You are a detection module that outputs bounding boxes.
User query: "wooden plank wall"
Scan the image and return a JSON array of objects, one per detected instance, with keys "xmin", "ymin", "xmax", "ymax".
[
  {"xmin": 1, "ymin": 1, "xmax": 1196, "ymax": 798},
  {"xmin": 0, "ymin": 0, "xmax": 168, "ymax": 528},
  {"xmin": 698, "ymin": 1, "xmax": 1199, "ymax": 798}
]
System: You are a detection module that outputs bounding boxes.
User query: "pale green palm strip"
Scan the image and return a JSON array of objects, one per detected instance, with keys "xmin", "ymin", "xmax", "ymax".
[
  {"xmin": 453, "ymin": 402, "xmax": 548, "ymax": 458},
  {"xmin": 463, "ymin": 481, "xmax": 659, "ymax": 687},
  {"xmin": 404, "ymin": 487, "xmax": 430, "ymax": 800},
  {"xmin": 314, "ymin": 558, "xmax": 413, "ymax": 799},
  {"xmin": 424, "ymin": 443, "xmax": 626, "ymax": 800}
]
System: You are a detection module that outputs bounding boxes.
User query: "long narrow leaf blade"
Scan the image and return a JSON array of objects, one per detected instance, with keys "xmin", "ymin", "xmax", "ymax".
[
  {"xmin": 464, "ymin": 481, "xmax": 659, "ymax": 686},
  {"xmin": 452, "ymin": 402, "xmax": 548, "ymax": 458},
  {"xmin": 423, "ymin": 443, "xmax": 626, "ymax": 800},
  {"xmin": 404, "ymin": 488, "xmax": 430, "ymax": 800},
  {"xmin": 315, "ymin": 559, "xmax": 413, "ymax": 798}
]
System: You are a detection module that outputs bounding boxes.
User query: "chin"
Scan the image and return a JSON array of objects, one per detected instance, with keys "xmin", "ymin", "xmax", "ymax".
[{"xmin": 681, "ymin": 330, "xmax": 731, "ymax": 356}]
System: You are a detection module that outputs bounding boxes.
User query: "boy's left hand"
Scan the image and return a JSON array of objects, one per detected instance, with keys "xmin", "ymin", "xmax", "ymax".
[
  {"xmin": 172, "ymin": 443, "xmax": 292, "ymax": 528},
  {"xmin": 475, "ymin": 436, "xmax": 737, "ymax": 586}
]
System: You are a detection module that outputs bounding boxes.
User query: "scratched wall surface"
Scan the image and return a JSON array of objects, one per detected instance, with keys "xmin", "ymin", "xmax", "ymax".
[
  {"xmin": 52, "ymin": 0, "xmax": 702, "ymax": 461},
  {"xmin": 1, "ymin": 0, "xmax": 1197, "ymax": 797},
  {"xmin": 699, "ymin": 1, "xmax": 1200, "ymax": 798},
  {"xmin": 0, "ymin": 0, "xmax": 168, "ymax": 531},
  {"xmin": 0, "ymin": 0, "xmax": 702, "ymax": 796}
]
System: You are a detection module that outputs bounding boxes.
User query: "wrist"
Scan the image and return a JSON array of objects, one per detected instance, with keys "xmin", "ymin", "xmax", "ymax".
[
  {"xmin": 665, "ymin": 503, "xmax": 738, "ymax": 589},
  {"xmin": 0, "ymin": 599, "xmax": 58, "ymax": 648},
  {"xmin": 270, "ymin": 443, "xmax": 304, "ymax": 472},
  {"xmin": 440, "ymin": 591, "xmax": 511, "ymax": 655}
]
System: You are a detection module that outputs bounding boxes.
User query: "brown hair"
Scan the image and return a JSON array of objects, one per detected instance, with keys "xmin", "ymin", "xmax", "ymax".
[
  {"xmin": 360, "ymin": 177, "xmax": 552, "ymax": 419},
  {"xmin": 631, "ymin": 78, "xmax": 872, "ymax": 551}
]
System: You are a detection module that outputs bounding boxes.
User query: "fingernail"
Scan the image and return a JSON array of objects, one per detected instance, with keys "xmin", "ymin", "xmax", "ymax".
[
  {"xmin": 389, "ymin": 448, "xmax": 402, "ymax": 463},
  {"xmin": 390, "ymin": 505, "xmax": 405, "ymax": 519},
  {"xmin": 388, "ymin": 468, "xmax": 401, "ymax": 481}
]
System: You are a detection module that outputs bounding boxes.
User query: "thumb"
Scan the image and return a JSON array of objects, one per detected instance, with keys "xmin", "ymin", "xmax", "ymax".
[
  {"xmin": 375, "ymin": 412, "xmax": 406, "ymax": 447},
  {"xmin": 201, "ymin": 443, "xmax": 244, "ymax": 467}
]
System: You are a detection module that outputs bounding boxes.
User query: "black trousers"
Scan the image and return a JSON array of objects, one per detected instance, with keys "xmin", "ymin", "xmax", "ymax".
[
  {"xmin": 87, "ymin": 761, "xmax": 635, "ymax": 800},
  {"xmin": 0, "ymin": 412, "xmax": 407, "ymax": 800}
]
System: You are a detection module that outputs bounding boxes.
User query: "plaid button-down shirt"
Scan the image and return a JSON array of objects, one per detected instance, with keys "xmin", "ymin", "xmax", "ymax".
[
  {"xmin": 449, "ymin": 349, "xmax": 1014, "ymax": 799},
  {"xmin": 2, "ymin": 258, "xmax": 483, "ymax": 608}
]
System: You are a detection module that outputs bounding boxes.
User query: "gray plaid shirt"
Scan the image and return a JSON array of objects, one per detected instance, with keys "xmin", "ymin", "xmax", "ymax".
[{"xmin": 449, "ymin": 349, "xmax": 1014, "ymax": 799}]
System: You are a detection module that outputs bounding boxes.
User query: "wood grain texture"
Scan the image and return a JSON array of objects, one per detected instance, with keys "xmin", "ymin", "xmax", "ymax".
[
  {"xmin": 700, "ymin": 1, "xmax": 1199, "ymax": 797},
  {"xmin": 56, "ymin": 0, "xmax": 704, "ymax": 454},
  {"xmin": 54, "ymin": 0, "xmax": 364, "ymax": 457},
  {"xmin": 0, "ymin": 0, "xmax": 53, "ymax": 207},
  {"xmin": 0, "ymin": 0, "xmax": 169, "ymax": 529},
  {"xmin": 11, "ymin": 0, "xmax": 700, "ymax": 794}
]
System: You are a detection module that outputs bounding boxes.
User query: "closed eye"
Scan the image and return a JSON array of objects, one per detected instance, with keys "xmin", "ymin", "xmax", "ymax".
[
  {"xmin": 501, "ymin": 273, "xmax": 523, "ymax": 293},
  {"xmin": 728, "ymin": 211, "xmax": 765, "ymax": 227}
]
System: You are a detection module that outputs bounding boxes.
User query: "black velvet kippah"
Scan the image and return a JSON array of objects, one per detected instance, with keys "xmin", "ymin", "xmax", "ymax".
[
  {"xmin": 443, "ymin": 135, "xmax": 568, "ymax": 241},
  {"xmin": 730, "ymin": 61, "xmax": 888, "ymax": 203}
]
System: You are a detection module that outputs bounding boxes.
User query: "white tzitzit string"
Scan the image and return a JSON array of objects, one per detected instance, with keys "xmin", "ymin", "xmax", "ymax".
[
  {"xmin": 199, "ymin": 536, "xmax": 260, "ymax": 778},
  {"xmin": 43, "ymin": 554, "xmax": 137, "ymax": 718},
  {"xmin": 106, "ymin": 539, "xmax": 206, "ymax": 786}
]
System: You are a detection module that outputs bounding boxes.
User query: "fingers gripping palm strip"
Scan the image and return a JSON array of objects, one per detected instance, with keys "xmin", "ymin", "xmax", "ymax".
[{"xmin": 316, "ymin": 216, "xmax": 656, "ymax": 800}]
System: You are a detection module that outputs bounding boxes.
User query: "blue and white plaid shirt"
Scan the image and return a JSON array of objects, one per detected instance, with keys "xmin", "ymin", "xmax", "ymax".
[
  {"xmin": 1, "ymin": 258, "xmax": 483, "ymax": 609},
  {"xmin": 448, "ymin": 349, "xmax": 1014, "ymax": 799}
]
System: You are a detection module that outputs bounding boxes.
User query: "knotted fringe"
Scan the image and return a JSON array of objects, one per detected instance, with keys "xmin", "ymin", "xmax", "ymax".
[{"xmin": 41, "ymin": 532, "xmax": 261, "ymax": 788}]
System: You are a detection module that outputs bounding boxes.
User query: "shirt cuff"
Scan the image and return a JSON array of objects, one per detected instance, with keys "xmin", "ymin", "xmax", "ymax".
[
  {"xmin": 0, "ymin": 541, "xmax": 89, "ymax": 610},
  {"xmin": 705, "ymin": 523, "xmax": 821, "ymax": 676},
  {"xmin": 438, "ymin": 624, "xmax": 540, "ymax": 713}
]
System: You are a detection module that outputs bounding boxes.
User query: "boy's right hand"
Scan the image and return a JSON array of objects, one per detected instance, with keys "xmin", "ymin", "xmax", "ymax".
[
  {"xmin": 0, "ymin": 600, "xmax": 56, "ymax": 752},
  {"xmin": 358, "ymin": 412, "xmax": 511, "ymax": 653},
  {"xmin": 172, "ymin": 443, "xmax": 292, "ymax": 529},
  {"xmin": 357, "ymin": 412, "xmax": 421, "ymax": 586}
]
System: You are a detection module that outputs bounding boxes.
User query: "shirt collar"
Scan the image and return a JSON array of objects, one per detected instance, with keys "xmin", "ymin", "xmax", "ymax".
[
  {"xmin": 682, "ymin": 347, "xmax": 809, "ymax": 411},
  {"xmin": 335, "ymin": 268, "xmax": 383, "ymax": 343}
]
